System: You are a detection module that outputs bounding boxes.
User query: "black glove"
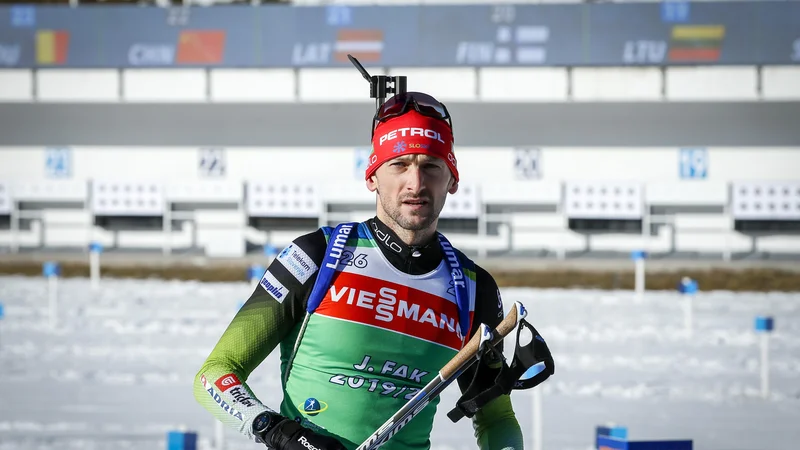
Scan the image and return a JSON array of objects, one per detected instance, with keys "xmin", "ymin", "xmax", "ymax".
[{"xmin": 259, "ymin": 414, "xmax": 347, "ymax": 450}]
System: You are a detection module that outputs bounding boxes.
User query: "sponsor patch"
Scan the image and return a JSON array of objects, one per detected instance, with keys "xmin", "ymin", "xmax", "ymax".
[
  {"xmin": 298, "ymin": 397, "xmax": 329, "ymax": 416},
  {"xmin": 215, "ymin": 373, "xmax": 242, "ymax": 392},
  {"xmin": 260, "ymin": 271, "xmax": 289, "ymax": 303},
  {"xmin": 200, "ymin": 373, "xmax": 244, "ymax": 421},
  {"xmin": 316, "ymin": 272, "xmax": 471, "ymax": 351},
  {"xmin": 229, "ymin": 386, "xmax": 256, "ymax": 408},
  {"xmin": 277, "ymin": 244, "xmax": 318, "ymax": 284}
]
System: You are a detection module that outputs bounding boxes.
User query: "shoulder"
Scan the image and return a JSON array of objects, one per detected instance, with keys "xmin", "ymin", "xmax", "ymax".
[
  {"xmin": 438, "ymin": 234, "xmax": 503, "ymax": 320},
  {"xmin": 473, "ymin": 263, "xmax": 505, "ymax": 326},
  {"xmin": 279, "ymin": 228, "xmax": 328, "ymax": 269},
  {"xmin": 474, "ymin": 264, "xmax": 502, "ymax": 306},
  {"xmin": 276, "ymin": 221, "xmax": 365, "ymax": 277}
]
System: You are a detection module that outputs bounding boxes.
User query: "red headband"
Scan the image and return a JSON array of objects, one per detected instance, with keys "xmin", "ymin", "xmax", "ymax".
[{"xmin": 366, "ymin": 110, "xmax": 458, "ymax": 182}]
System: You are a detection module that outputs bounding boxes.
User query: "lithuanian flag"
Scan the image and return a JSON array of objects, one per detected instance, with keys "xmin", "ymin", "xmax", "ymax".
[
  {"xmin": 668, "ymin": 25, "xmax": 725, "ymax": 62},
  {"xmin": 36, "ymin": 30, "xmax": 70, "ymax": 65}
]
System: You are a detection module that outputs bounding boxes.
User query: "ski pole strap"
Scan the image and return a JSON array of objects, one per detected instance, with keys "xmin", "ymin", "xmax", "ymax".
[
  {"xmin": 447, "ymin": 317, "xmax": 556, "ymax": 423},
  {"xmin": 446, "ymin": 339, "xmax": 513, "ymax": 423}
]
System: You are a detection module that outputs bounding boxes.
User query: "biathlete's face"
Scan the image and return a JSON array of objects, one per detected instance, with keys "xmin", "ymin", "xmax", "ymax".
[{"xmin": 367, "ymin": 154, "xmax": 458, "ymax": 231}]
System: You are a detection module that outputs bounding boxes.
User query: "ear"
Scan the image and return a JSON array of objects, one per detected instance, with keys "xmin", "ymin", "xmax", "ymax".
[
  {"xmin": 366, "ymin": 175, "xmax": 378, "ymax": 193},
  {"xmin": 448, "ymin": 178, "xmax": 459, "ymax": 195}
]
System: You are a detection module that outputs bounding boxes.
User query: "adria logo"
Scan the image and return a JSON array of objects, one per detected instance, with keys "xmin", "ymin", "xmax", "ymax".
[{"xmin": 214, "ymin": 373, "xmax": 242, "ymax": 392}]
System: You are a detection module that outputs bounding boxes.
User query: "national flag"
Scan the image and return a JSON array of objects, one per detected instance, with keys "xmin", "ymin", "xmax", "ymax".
[
  {"xmin": 36, "ymin": 30, "xmax": 69, "ymax": 65},
  {"xmin": 333, "ymin": 29, "xmax": 383, "ymax": 63},
  {"xmin": 176, "ymin": 30, "xmax": 225, "ymax": 64},
  {"xmin": 668, "ymin": 25, "xmax": 725, "ymax": 62}
]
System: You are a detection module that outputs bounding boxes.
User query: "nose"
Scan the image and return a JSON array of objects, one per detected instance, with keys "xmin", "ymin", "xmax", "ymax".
[{"xmin": 405, "ymin": 164, "xmax": 425, "ymax": 193}]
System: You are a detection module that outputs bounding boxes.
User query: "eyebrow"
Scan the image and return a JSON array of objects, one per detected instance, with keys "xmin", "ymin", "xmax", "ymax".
[{"xmin": 389, "ymin": 155, "xmax": 446, "ymax": 168}]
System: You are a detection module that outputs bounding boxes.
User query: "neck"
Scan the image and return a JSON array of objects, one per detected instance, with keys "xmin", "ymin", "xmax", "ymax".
[{"xmin": 376, "ymin": 208, "xmax": 438, "ymax": 247}]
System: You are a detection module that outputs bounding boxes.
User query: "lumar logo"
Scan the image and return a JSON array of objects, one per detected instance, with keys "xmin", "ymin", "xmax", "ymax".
[
  {"xmin": 324, "ymin": 224, "xmax": 353, "ymax": 269},
  {"xmin": 440, "ymin": 239, "xmax": 466, "ymax": 291},
  {"xmin": 379, "ymin": 128, "xmax": 446, "ymax": 146}
]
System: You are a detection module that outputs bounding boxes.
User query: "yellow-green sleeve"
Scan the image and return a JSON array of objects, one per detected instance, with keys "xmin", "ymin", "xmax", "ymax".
[{"xmin": 472, "ymin": 394, "xmax": 524, "ymax": 450}]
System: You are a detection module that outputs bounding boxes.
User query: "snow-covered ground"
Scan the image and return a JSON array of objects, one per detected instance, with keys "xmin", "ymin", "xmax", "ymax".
[{"xmin": 0, "ymin": 275, "xmax": 798, "ymax": 450}]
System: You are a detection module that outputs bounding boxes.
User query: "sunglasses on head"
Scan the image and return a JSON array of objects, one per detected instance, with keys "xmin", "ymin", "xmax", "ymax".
[{"xmin": 371, "ymin": 92, "xmax": 452, "ymax": 139}]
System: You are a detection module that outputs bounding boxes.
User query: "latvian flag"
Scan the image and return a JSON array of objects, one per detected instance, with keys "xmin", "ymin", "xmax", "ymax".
[{"xmin": 334, "ymin": 29, "xmax": 384, "ymax": 62}]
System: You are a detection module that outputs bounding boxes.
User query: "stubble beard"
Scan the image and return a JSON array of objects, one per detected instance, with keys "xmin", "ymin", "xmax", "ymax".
[{"xmin": 378, "ymin": 193, "xmax": 440, "ymax": 232}]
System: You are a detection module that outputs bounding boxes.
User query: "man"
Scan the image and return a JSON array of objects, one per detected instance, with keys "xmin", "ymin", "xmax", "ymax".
[{"xmin": 194, "ymin": 92, "xmax": 525, "ymax": 450}]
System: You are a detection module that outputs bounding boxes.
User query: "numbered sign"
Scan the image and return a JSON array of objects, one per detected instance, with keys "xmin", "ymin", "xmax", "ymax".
[
  {"xmin": 198, "ymin": 147, "xmax": 226, "ymax": 177},
  {"xmin": 513, "ymin": 147, "xmax": 541, "ymax": 180},
  {"xmin": 326, "ymin": 5, "xmax": 352, "ymax": 27},
  {"xmin": 45, "ymin": 147, "xmax": 71, "ymax": 179},
  {"xmin": 10, "ymin": 6, "xmax": 36, "ymax": 28},
  {"xmin": 661, "ymin": 1, "xmax": 690, "ymax": 23},
  {"xmin": 679, "ymin": 147, "xmax": 708, "ymax": 179}
]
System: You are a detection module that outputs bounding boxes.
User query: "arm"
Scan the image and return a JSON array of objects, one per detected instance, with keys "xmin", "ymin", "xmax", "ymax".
[
  {"xmin": 457, "ymin": 265, "xmax": 524, "ymax": 450},
  {"xmin": 193, "ymin": 229, "xmax": 326, "ymax": 441}
]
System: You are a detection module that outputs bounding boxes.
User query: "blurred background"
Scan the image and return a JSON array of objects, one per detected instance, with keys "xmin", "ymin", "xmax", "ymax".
[{"xmin": 0, "ymin": 0, "xmax": 798, "ymax": 450}]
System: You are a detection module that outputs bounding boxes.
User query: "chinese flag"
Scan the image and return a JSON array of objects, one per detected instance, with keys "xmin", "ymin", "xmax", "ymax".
[
  {"xmin": 36, "ymin": 30, "xmax": 69, "ymax": 65},
  {"xmin": 176, "ymin": 30, "xmax": 225, "ymax": 64}
]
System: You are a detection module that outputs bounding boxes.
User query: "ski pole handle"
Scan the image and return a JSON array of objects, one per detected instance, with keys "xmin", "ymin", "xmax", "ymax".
[{"xmin": 441, "ymin": 301, "xmax": 526, "ymax": 379}]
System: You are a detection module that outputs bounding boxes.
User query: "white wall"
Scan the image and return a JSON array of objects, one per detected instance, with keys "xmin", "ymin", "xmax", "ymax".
[
  {"xmin": 37, "ymin": 69, "xmax": 119, "ymax": 102},
  {"xmin": 761, "ymin": 66, "xmax": 800, "ymax": 100},
  {"xmin": 0, "ymin": 69, "xmax": 32, "ymax": 101},
  {"xmin": 3, "ymin": 65, "xmax": 793, "ymax": 103},
  {"xmin": 388, "ymin": 67, "xmax": 478, "ymax": 102},
  {"xmin": 123, "ymin": 69, "xmax": 207, "ymax": 102},
  {"xmin": 479, "ymin": 68, "xmax": 568, "ymax": 101},
  {"xmin": 572, "ymin": 67, "xmax": 662, "ymax": 101},
  {"xmin": 298, "ymin": 68, "xmax": 380, "ymax": 103},
  {"xmin": 666, "ymin": 66, "xmax": 758, "ymax": 101},
  {"xmin": 210, "ymin": 69, "xmax": 297, "ymax": 103}
]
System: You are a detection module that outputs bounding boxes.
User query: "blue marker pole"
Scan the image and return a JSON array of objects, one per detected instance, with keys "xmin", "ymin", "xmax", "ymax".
[
  {"xmin": 755, "ymin": 316, "xmax": 774, "ymax": 399},
  {"xmin": 631, "ymin": 251, "xmax": 647, "ymax": 302},
  {"xmin": 43, "ymin": 261, "xmax": 61, "ymax": 330},
  {"xmin": 264, "ymin": 244, "xmax": 278, "ymax": 263},
  {"xmin": 166, "ymin": 429, "xmax": 197, "ymax": 450},
  {"xmin": 248, "ymin": 264, "xmax": 265, "ymax": 289},
  {"xmin": 0, "ymin": 302, "xmax": 5, "ymax": 349},
  {"xmin": 678, "ymin": 277, "xmax": 699, "ymax": 337},
  {"xmin": 89, "ymin": 241, "xmax": 103, "ymax": 291}
]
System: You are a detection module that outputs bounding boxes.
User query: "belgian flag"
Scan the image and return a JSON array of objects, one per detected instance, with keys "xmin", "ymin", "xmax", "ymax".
[
  {"xmin": 668, "ymin": 25, "xmax": 725, "ymax": 62},
  {"xmin": 36, "ymin": 30, "xmax": 70, "ymax": 65}
]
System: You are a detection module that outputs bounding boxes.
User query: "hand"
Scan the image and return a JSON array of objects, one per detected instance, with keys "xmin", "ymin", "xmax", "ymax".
[{"xmin": 263, "ymin": 416, "xmax": 347, "ymax": 450}]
